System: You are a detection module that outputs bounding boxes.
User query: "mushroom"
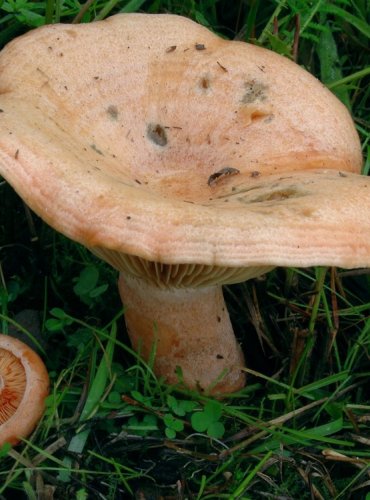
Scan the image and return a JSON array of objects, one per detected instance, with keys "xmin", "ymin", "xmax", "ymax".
[
  {"xmin": 0, "ymin": 334, "xmax": 49, "ymax": 446},
  {"xmin": 0, "ymin": 14, "xmax": 369, "ymax": 393}
]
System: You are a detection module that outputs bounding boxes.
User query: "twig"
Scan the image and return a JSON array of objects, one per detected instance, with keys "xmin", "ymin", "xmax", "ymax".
[
  {"xmin": 222, "ymin": 396, "xmax": 327, "ymax": 456},
  {"xmin": 72, "ymin": 0, "xmax": 95, "ymax": 24},
  {"xmin": 33, "ymin": 437, "xmax": 67, "ymax": 466},
  {"xmin": 292, "ymin": 14, "xmax": 300, "ymax": 63},
  {"xmin": 322, "ymin": 449, "xmax": 370, "ymax": 477},
  {"xmin": 23, "ymin": 202, "xmax": 38, "ymax": 242}
]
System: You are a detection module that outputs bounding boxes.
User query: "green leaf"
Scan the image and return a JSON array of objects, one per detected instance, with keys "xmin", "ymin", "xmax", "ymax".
[
  {"xmin": 131, "ymin": 390, "xmax": 153, "ymax": 406},
  {"xmin": 66, "ymin": 328, "xmax": 91, "ymax": 349},
  {"xmin": 324, "ymin": 403, "xmax": 343, "ymax": 420},
  {"xmin": 265, "ymin": 33, "xmax": 292, "ymax": 57},
  {"xmin": 285, "ymin": 426, "xmax": 353, "ymax": 446},
  {"xmin": 17, "ymin": 8, "xmax": 44, "ymax": 27},
  {"xmin": 165, "ymin": 427, "xmax": 176, "ymax": 439},
  {"xmin": 44, "ymin": 318, "xmax": 65, "ymax": 332},
  {"xmin": 180, "ymin": 400, "xmax": 197, "ymax": 414},
  {"xmin": 143, "ymin": 414, "xmax": 158, "ymax": 426},
  {"xmin": 194, "ymin": 10, "xmax": 211, "ymax": 27},
  {"xmin": 173, "ymin": 419, "xmax": 184, "ymax": 432},
  {"xmin": 163, "ymin": 414, "xmax": 174, "ymax": 427},
  {"xmin": 166, "ymin": 395, "xmax": 197, "ymax": 416},
  {"xmin": 127, "ymin": 414, "xmax": 158, "ymax": 434},
  {"xmin": 0, "ymin": 442, "xmax": 11, "ymax": 457},
  {"xmin": 114, "ymin": 374, "xmax": 136, "ymax": 393},
  {"xmin": 5, "ymin": 279, "xmax": 21, "ymax": 302},
  {"xmin": 207, "ymin": 421, "xmax": 225, "ymax": 439},
  {"xmin": 204, "ymin": 400, "xmax": 222, "ymax": 421},
  {"xmin": 321, "ymin": 4, "xmax": 370, "ymax": 38},
  {"xmin": 107, "ymin": 391, "xmax": 121, "ymax": 405},
  {"xmin": 45, "ymin": 311, "xmax": 73, "ymax": 331},
  {"xmin": 167, "ymin": 394, "xmax": 178, "ymax": 411},
  {"xmin": 163, "ymin": 414, "xmax": 184, "ymax": 432},
  {"xmin": 317, "ymin": 25, "xmax": 350, "ymax": 107},
  {"xmin": 76, "ymin": 489, "xmax": 88, "ymax": 500},
  {"xmin": 191, "ymin": 412, "xmax": 210, "ymax": 433},
  {"xmin": 20, "ymin": 482, "xmax": 36, "ymax": 500},
  {"xmin": 80, "ymin": 324, "xmax": 116, "ymax": 421},
  {"xmin": 303, "ymin": 418, "xmax": 344, "ymax": 438},
  {"xmin": 89, "ymin": 283, "xmax": 108, "ymax": 298},
  {"xmin": 73, "ymin": 266, "xmax": 99, "ymax": 297},
  {"xmin": 119, "ymin": 0, "xmax": 147, "ymax": 13},
  {"xmin": 231, "ymin": 451, "xmax": 273, "ymax": 497},
  {"xmin": 50, "ymin": 307, "xmax": 69, "ymax": 319},
  {"xmin": 191, "ymin": 400, "xmax": 224, "ymax": 435},
  {"xmin": 68, "ymin": 428, "xmax": 90, "ymax": 454}
]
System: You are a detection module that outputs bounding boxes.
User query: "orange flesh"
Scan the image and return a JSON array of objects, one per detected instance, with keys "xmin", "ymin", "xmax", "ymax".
[{"xmin": 0, "ymin": 348, "xmax": 26, "ymax": 424}]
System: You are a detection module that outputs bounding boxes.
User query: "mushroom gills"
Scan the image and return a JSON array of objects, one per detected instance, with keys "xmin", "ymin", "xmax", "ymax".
[
  {"xmin": 0, "ymin": 335, "xmax": 49, "ymax": 447},
  {"xmin": 0, "ymin": 349, "xmax": 26, "ymax": 424}
]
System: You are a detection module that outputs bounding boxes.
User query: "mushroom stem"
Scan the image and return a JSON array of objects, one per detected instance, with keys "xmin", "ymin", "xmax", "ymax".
[{"xmin": 118, "ymin": 273, "xmax": 246, "ymax": 393}]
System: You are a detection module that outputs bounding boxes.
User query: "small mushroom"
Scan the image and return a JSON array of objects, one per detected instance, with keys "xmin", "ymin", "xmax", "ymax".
[
  {"xmin": 0, "ymin": 334, "xmax": 49, "ymax": 446},
  {"xmin": 0, "ymin": 14, "xmax": 369, "ymax": 393}
]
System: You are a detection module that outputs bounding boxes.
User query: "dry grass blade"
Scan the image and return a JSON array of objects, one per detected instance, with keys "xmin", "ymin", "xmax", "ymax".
[{"xmin": 222, "ymin": 396, "xmax": 328, "ymax": 456}]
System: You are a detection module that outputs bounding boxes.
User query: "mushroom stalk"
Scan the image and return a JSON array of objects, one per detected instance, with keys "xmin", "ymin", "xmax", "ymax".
[{"xmin": 118, "ymin": 273, "xmax": 246, "ymax": 393}]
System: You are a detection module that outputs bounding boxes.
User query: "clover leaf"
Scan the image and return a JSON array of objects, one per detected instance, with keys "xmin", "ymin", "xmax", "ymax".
[
  {"xmin": 191, "ymin": 400, "xmax": 225, "ymax": 439},
  {"xmin": 163, "ymin": 414, "xmax": 184, "ymax": 439}
]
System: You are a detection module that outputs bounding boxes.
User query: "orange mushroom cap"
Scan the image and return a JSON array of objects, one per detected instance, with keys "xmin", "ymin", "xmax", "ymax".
[
  {"xmin": 0, "ymin": 13, "xmax": 367, "ymax": 273},
  {"xmin": 0, "ymin": 335, "xmax": 49, "ymax": 447}
]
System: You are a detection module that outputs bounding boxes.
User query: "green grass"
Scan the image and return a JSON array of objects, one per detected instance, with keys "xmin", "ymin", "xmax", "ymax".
[{"xmin": 0, "ymin": 0, "xmax": 369, "ymax": 498}]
